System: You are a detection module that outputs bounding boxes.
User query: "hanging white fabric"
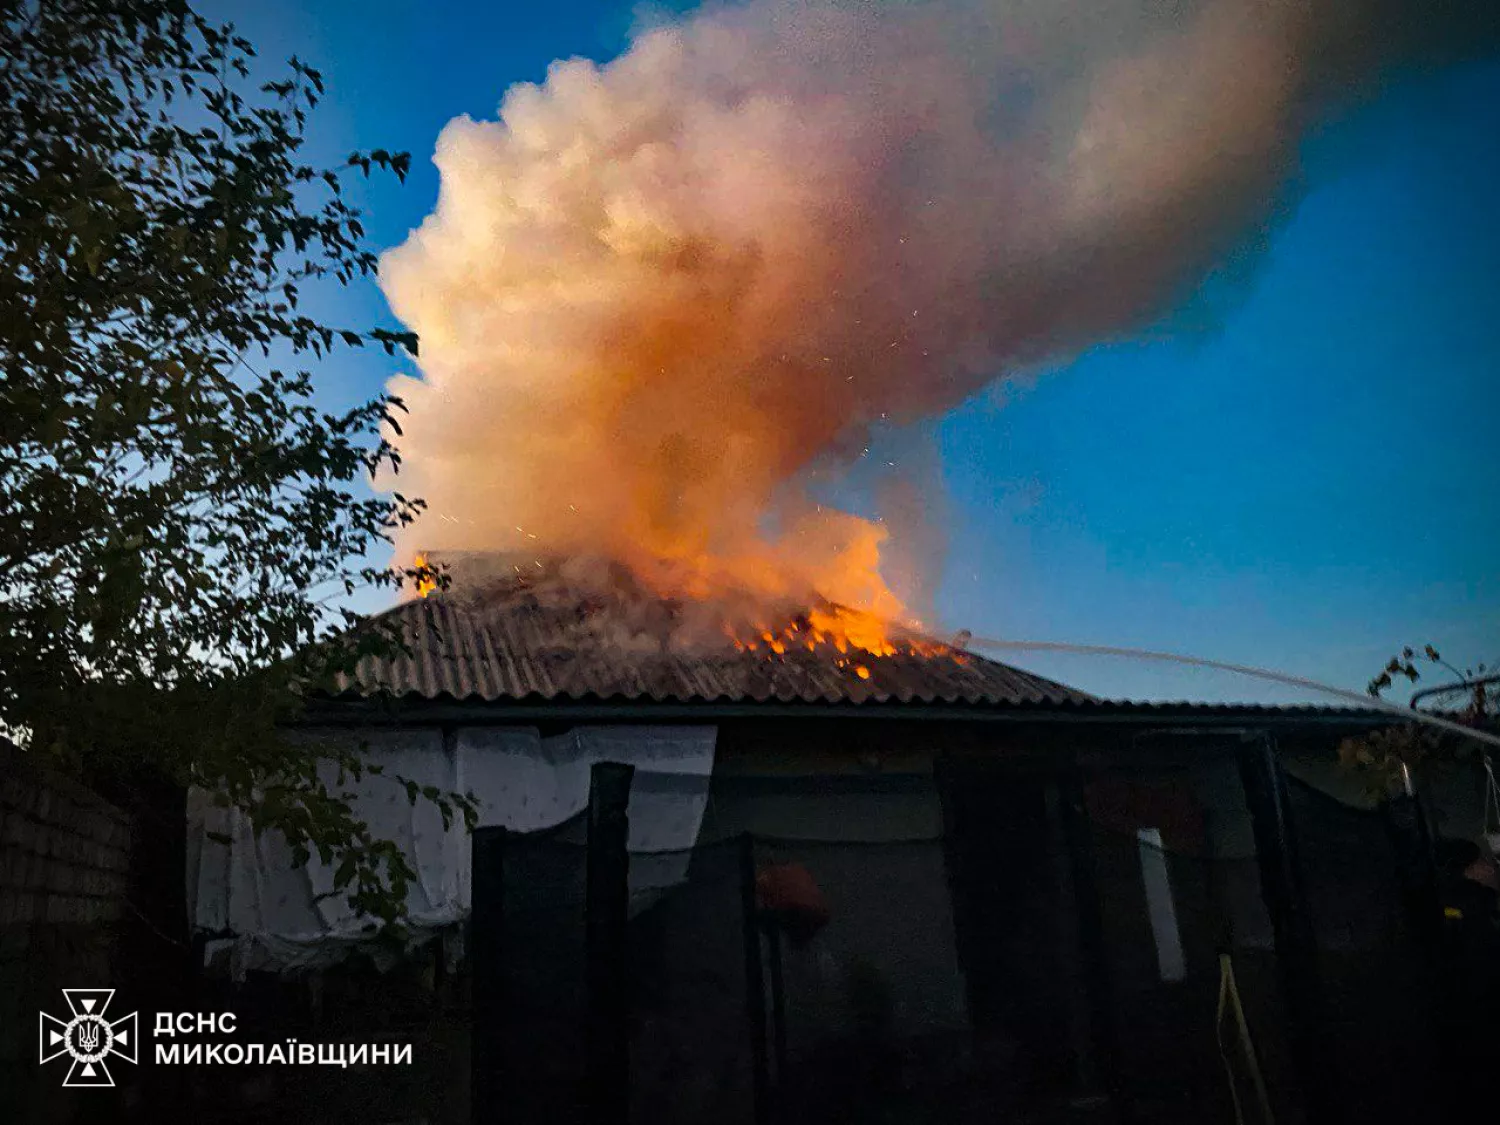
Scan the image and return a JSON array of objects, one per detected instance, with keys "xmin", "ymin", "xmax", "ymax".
[{"xmin": 187, "ymin": 724, "xmax": 717, "ymax": 978}]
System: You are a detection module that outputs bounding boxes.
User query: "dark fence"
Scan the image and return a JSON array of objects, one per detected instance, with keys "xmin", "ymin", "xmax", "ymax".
[
  {"xmin": 490, "ymin": 818, "xmax": 591, "ymax": 1123},
  {"xmin": 1285, "ymin": 777, "xmax": 1440, "ymax": 1125},
  {"xmin": 628, "ymin": 837, "xmax": 758, "ymax": 1125},
  {"xmin": 1081, "ymin": 809, "xmax": 1293, "ymax": 1124},
  {"xmin": 471, "ymin": 751, "xmax": 1454, "ymax": 1125}
]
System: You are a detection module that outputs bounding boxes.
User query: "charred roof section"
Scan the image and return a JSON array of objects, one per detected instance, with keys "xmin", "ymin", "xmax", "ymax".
[{"xmin": 325, "ymin": 584, "xmax": 1093, "ymax": 708}]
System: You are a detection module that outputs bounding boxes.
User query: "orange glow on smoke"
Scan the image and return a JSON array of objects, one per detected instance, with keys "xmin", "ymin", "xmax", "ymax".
[{"xmin": 378, "ymin": 0, "xmax": 1444, "ymax": 670}]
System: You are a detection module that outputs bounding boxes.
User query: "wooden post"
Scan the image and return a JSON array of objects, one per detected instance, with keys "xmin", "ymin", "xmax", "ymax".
[
  {"xmin": 1045, "ymin": 780, "xmax": 1100, "ymax": 1100},
  {"xmin": 767, "ymin": 926, "xmax": 788, "ymax": 1093},
  {"xmin": 740, "ymin": 833, "xmax": 772, "ymax": 1125},
  {"xmin": 1384, "ymin": 791, "xmax": 1442, "ymax": 955},
  {"xmin": 124, "ymin": 772, "xmax": 190, "ymax": 1124},
  {"xmin": 1383, "ymin": 790, "xmax": 1449, "ymax": 1115},
  {"xmin": 470, "ymin": 825, "xmax": 508, "ymax": 1125},
  {"xmin": 587, "ymin": 762, "xmax": 634, "ymax": 1125},
  {"xmin": 1236, "ymin": 734, "xmax": 1342, "ymax": 1125},
  {"xmin": 1058, "ymin": 759, "xmax": 1131, "ymax": 1125}
]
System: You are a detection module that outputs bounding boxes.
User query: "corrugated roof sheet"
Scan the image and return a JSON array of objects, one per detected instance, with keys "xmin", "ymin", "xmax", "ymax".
[
  {"xmin": 1010, "ymin": 699, "xmax": 1390, "ymax": 721},
  {"xmin": 328, "ymin": 583, "xmax": 1094, "ymax": 708}
]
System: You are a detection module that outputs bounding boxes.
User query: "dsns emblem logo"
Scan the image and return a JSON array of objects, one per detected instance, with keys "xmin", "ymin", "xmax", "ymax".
[{"xmin": 39, "ymin": 989, "xmax": 138, "ymax": 1087}]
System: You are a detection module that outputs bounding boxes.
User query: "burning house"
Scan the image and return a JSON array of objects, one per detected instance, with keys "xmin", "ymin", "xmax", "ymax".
[
  {"xmin": 189, "ymin": 550, "xmax": 1096, "ymax": 976},
  {"xmin": 182, "ymin": 1, "xmax": 1500, "ymax": 1116},
  {"xmin": 185, "ymin": 551, "xmax": 1458, "ymax": 1125}
]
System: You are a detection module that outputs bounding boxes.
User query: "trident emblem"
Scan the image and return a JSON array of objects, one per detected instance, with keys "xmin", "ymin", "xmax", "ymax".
[{"xmin": 39, "ymin": 989, "xmax": 138, "ymax": 1088}]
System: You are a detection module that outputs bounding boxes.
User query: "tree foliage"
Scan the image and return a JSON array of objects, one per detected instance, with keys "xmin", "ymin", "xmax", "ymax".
[
  {"xmin": 0, "ymin": 0, "xmax": 460, "ymax": 924},
  {"xmin": 1338, "ymin": 644, "xmax": 1496, "ymax": 799}
]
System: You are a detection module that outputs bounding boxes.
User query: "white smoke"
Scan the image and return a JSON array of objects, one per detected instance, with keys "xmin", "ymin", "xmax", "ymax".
[{"xmin": 378, "ymin": 0, "xmax": 1494, "ymax": 614}]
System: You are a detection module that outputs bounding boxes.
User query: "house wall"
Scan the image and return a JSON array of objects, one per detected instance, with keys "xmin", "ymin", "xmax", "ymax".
[
  {"xmin": 0, "ymin": 741, "xmax": 136, "ymax": 1123},
  {"xmin": 700, "ymin": 771, "xmax": 944, "ymax": 841}
]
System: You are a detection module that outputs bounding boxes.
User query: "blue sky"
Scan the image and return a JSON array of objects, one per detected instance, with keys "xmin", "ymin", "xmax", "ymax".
[{"xmin": 214, "ymin": 0, "xmax": 1500, "ymax": 704}]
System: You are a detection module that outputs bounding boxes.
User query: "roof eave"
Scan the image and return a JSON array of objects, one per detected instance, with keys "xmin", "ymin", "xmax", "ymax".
[{"xmin": 293, "ymin": 691, "xmax": 1398, "ymax": 731}]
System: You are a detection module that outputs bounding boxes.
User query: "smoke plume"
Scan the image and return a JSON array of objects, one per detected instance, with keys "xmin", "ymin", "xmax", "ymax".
[{"xmin": 379, "ymin": 0, "xmax": 1496, "ymax": 619}]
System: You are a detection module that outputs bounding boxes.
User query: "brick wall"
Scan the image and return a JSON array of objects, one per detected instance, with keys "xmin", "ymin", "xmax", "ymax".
[{"xmin": 0, "ymin": 739, "xmax": 136, "ymax": 1122}]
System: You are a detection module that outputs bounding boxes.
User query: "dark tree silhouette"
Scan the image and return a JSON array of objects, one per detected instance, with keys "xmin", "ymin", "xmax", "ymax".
[{"xmin": 1, "ymin": 0, "xmax": 462, "ymax": 922}]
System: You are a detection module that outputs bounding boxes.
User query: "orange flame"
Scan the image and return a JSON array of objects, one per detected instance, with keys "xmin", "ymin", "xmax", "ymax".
[
  {"xmin": 726, "ymin": 602, "xmax": 963, "ymax": 670},
  {"xmin": 413, "ymin": 553, "xmax": 438, "ymax": 599},
  {"xmin": 406, "ymin": 549, "xmax": 975, "ymax": 685}
]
